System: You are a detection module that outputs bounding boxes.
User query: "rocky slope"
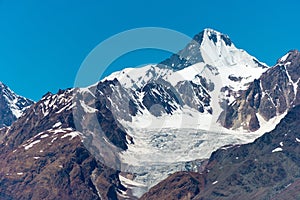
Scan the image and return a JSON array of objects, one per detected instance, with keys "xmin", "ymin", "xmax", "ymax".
[
  {"xmin": 141, "ymin": 104, "xmax": 300, "ymax": 200},
  {"xmin": 0, "ymin": 86, "xmax": 128, "ymax": 200},
  {"xmin": 219, "ymin": 50, "xmax": 300, "ymax": 131},
  {"xmin": 0, "ymin": 82, "xmax": 33, "ymax": 127}
]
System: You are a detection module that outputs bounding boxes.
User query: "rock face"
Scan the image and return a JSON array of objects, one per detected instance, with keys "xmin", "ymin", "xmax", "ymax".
[
  {"xmin": 0, "ymin": 82, "xmax": 33, "ymax": 127},
  {"xmin": 219, "ymin": 50, "xmax": 300, "ymax": 131},
  {"xmin": 142, "ymin": 105, "xmax": 300, "ymax": 199},
  {"xmin": 0, "ymin": 86, "xmax": 128, "ymax": 200},
  {"xmin": 0, "ymin": 129, "xmax": 123, "ymax": 200},
  {"xmin": 140, "ymin": 171, "xmax": 205, "ymax": 200}
]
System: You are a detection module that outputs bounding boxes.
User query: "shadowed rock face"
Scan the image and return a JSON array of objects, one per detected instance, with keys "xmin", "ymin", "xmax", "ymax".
[
  {"xmin": 142, "ymin": 105, "xmax": 300, "ymax": 200},
  {"xmin": 219, "ymin": 50, "xmax": 300, "ymax": 131}
]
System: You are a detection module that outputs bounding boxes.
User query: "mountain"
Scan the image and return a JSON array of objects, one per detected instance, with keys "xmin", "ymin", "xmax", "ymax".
[
  {"xmin": 0, "ymin": 28, "xmax": 299, "ymax": 199},
  {"xmin": 98, "ymin": 29, "xmax": 285, "ymax": 197},
  {"xmin": 104, "ymin": 28, "xmax": 269, "ymax": 132},
  {"xmin": 141, "ymin": 104, "xmax": 300, "ymax": 200},
  {"xmin": 0, "ymin": 82, "xmax": 33, "ymax": 127}
]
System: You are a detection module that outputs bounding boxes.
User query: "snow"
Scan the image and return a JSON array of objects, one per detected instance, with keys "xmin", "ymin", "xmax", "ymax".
[
  {"xmin": 72, "ymin": 28, "xmax": 280, "ymax": 197},
  {"xmin": 255, "ymin": 112, "xmax": 288, "ymax": 135},
  {"xmin": 80, "ymin": 100, "xmax": 97, "ymax": 113},
  {"xmin": 280, "ymin": 142, "xmax": 283, "ymax": 147},
  {"xmin": 79, "ymin": 87, "xmax": 96, "ymax": 98},
  {"xmin": 119, "ymin": 175, "xmax": 146, "ymax": 187},
  {"xmin": 56, "ymin": 102, "xmax": 75, "ymax": 114},
  {"xmin": 280, "ymin": 53, "xmax": 290, "ymax": 62},
  {"xmin": 220, "ymin": 145, "xmax": 236, "ymax": 150},
  {"xmin": 119, "ymin": 175, "xmax": 148, "ymax": 198},
  {"xmin": 104, "ymin": 65, "xmax": 167, "ymax": 89},
  {"xmin": 95, "ymin": 30, "xmax": 272, "ymax": 195},
  {"xmin": 284, "ymin": 64, "xmax": 299, "ymax": 98},
  {"xmin": 212, "ymin": 181, "xmax": 218, "ymax": 185},
  {"xmin": 51, "ymin": 137, "xmax": 57, "ymax": 143},
  {"xmin": 122, "ymin": 106, "xmax": 213, "ymax": 130},
  {"xmin": 100, "ymin": 29, "xmax": 268, "ymax": 136},
  {"xmin": 119, "ymin": 124, "xmax": 264, "ymax": 191},
  {"xmin": 61, "ymin": 131, "xmax": 81, "ymax": 140},
  {"xmin": 24, "ymin": 140, "xmax": 41, "ymax": 150},
  {"xmin": 0, "ymin": 83, "xmax": 33, "ymax": 118},
  {"xmin": 272, "ymin": 147, "xmax": 283, "ymax": 153},
  {"xmin": 40, "ymin": 134, "xmax": 49, "ymax": 139},
  {"xmin": 53, "ymin": 122, "xmax": 62, "ymax": 128}
]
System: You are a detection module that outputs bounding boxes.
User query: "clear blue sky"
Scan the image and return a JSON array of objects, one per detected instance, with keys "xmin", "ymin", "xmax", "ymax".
[{"xmin": 0, "ymin": 0, "xmax": 299, "ymax": 101}]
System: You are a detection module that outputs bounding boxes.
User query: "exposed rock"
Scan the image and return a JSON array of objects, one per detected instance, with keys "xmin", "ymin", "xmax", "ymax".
[
  {"xmin": 140, "ymin": 171, "xmax": 204, "ymax": 200},
  {"xmin": 0, "ymin": 85, "xmax": 128, "ymax": 199},
  {"xmin": 220, "ymin": 50, "xmax": 300, "ymax": 131},
  {"xmin": 0, "ymin": 129, "xmax": 123, "ymax": 200}
]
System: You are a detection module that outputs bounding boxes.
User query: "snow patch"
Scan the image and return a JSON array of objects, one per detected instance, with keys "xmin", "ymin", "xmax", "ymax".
[
  {"xmin": 280, "ymin": 53, "xmax": 290, "ymax": 62},
  {"xmin": 53, "ymin": 122, "xmax": 62, "ymax": 128},
  {"xmin": 80, "ymin": 100, "xmax": 98, "ymax": 113},
  {"xmin": 24, "ymin": 140, "xmax": 41, "ymax": 150},
  {"xmin": 61, "ymin": 131, "xmax": 81, "ymax": 140},
  {"xmin": 272, "ymin": 147, "xmax": 283, "ymax": 153},
  {"xmin": 40, "ymin": 134, "xmax": 49, "ymax": 139},
  {"xmin": 212, "ymin": 181, "xmax": 218, "ymax": 185},
  {"xmin": 280, "ymin": 142, "xmax": 283, "ymax": 147},
  {"xmin": 255, "ymin": 112, "xmax": 288, "ymax": 135},
  {"xmin": 119, "ymin": 175, "xmax": 146, "ymax": 187}
]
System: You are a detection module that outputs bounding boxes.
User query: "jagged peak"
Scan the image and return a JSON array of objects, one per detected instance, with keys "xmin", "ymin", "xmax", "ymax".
[
  {"xmin": 277, "ymin": 49, "xmax": 300, "ymax": 64},
  {"xmin": 193, "ymin": 28, "xmax": 233, "ymax": 47}
]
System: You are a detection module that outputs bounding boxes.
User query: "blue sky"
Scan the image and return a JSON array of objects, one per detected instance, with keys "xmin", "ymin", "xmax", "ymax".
[{"xmin": 0, "ymin": 0, "xmax": 299, "ymax": 100}]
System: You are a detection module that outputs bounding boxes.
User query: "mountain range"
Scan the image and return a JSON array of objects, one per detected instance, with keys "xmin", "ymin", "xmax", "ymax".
[{"xmin": 0, "ymin": 28, "xmax": 299, "ymax": 200}]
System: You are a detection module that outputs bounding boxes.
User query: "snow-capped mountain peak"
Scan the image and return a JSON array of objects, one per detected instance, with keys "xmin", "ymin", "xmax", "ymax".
[
  {"xmin": 103, "ymin": 28, "xmax": 269, "ymax": 130},
  {"xmin": 0, "ymin": 82, "xmax": 34, "ymax": 127},
  {"xmin": 202, "ymin": 28, "xmax": 233, "ymax": 47},
  {"xmin": 199, "ymin": 28, "xmax": 267, "ymax": 69}
]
